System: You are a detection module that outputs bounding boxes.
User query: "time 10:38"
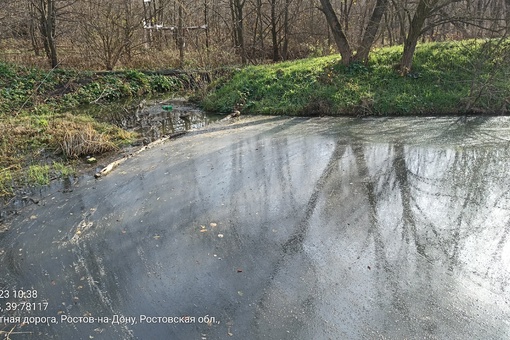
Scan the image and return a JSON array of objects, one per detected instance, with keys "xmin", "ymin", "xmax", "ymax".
[{"xmin": 0, "ymin": 290, "xmax": 38, "ymax": 299}]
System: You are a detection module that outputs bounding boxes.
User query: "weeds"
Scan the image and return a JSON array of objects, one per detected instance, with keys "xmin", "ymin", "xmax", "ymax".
[
  {"xmin": 0, "ymin": 169, "xmax": 13, "ymax": 196},
  {"xmin": 0, "ymin": 62, "xmax": 181, "ymax": 197},
  {"xmin": 28, "ymin": 165, "xmax": 50, "ymax": 186},
  {"xmin": 52, "ymin": 161, "xmax": 75, "ymax": 178},
  {"xmin": 49, "ymin": 114, "xmax": 126, "ymax": 158},
  {"xmin": 202, "ymin": 39, "xmax": 510, "ymax": 116}
]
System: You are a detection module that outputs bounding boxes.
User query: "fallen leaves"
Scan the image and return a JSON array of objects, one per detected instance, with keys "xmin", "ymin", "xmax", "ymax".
[{"xmin": 198, "ymin": 222, "xmax": 220, "ymax": 234}]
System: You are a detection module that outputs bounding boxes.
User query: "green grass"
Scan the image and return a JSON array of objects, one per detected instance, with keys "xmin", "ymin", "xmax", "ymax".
[
  {"xmin": 52, "ymin": 161, "xmax": 75, "ymax": 178},
  {"xmin": 28, "ymin": 164, "xmax": 50, "ymax": 186},
  {"xmin": 201, "ymin": 39, "xmax": 510, "ymax": 116},
  {"xmin": 0, "ymin": 169, "xmax": 13, "ymax": 196},
  {"xmin": 0, "ymin": 64, "xmax": 186, "ymax": 197},
  {"xmin": 0, "ymin": 66, "xmax": 186, "ymax": 115}
]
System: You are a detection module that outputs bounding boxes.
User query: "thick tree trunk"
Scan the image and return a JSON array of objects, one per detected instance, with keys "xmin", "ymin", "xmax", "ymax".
[
  {"xmin": 319, "ymin": 0, "xmax": 352, "ymax": 64},
  {"xmin": 354, "ymin": 0, "xmax": 389, "ymax": 63}
]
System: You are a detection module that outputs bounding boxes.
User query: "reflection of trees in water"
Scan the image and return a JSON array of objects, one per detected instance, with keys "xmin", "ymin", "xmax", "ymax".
[
  {"xmin": 187, "ymin": 122, "xmax": 510, "ymax": 337},
  {"xmin": 405, "ymin": 146, "xmax": 510, "ymax": 285},
  {"xmin": 302, "ymin": 140, "xmax": 510, "ymax": 337},
  {"xmin": 351, "ymin": 143, "xmax": 510, "ymax": 282}
]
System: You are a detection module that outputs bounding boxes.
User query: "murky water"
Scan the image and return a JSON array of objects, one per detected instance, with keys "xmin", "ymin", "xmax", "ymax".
[
  {"xmin": 2, "ymin": 116, "xmax": 510, "ymax": 339},
  {"xmin": 85, "ymin": 97, "xmax": 224, "ymax": 142}
]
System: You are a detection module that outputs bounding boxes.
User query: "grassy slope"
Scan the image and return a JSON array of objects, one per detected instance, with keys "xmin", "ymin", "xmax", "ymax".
[{"xmin": 202, "ymin": 40, "xmax": 510, "ymax": 116}]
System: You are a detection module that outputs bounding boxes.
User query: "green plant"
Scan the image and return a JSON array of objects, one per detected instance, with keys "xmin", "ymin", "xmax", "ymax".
[
  {"xmin": 150, "ymin": 75, "xmax": 175, "ymax": 92},
  {"xmin": 28, "ymin": 164, "xmax": 50, "ymax": 186},
  {"xmin": 0, "ymin": 169, "xmax": 14, "ymax": 196},
  {"xmin": 53, "ymin": 161, "xmax": 74, "ymax": 177}
]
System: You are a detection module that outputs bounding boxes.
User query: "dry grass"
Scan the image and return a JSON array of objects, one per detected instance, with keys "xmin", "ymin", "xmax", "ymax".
[
  {"xmin": 50, "ymin": 116, "xmax": 118, "ymax": 158},
  {"xmin": 0, "ymin": 37, "xmax": 242, "ymax": 71}
]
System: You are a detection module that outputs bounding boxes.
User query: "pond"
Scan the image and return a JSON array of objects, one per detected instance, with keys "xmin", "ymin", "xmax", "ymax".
[{"xmin": 1, "ymin": 115, "xmax": 510, "ymax": 339}]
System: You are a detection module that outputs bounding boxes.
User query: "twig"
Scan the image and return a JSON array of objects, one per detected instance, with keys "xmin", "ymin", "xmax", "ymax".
[
  {"xmin": 90, "ymin": 86, "xmax": 112, "ymax": 104},
  {"xmin": 0, "ymin": 324, "xmax": 33, "ymax": 339}
]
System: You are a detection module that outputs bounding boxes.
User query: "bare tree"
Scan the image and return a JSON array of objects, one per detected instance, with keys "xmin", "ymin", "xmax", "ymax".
[
  {"xmin": 29, "ymin": 0, "xmax": 58, "ymax": 68},
  {"xmin": 318, "ymin": 0, "xmax": 353, "ymax": 64},
  {"xmin": 231, "ymin": 0, "xmax": 247, "ymax": 63},
  {"xmin": 318, "ymin": 0, "xmax": 391, "ymax": 64},
  {"xmin": 353, "ymin": 0, "xmax": 390, "ymax": 62},
  {"xmin": 80, "ymin": 0, "xmax": 140, "ymax": 70}
]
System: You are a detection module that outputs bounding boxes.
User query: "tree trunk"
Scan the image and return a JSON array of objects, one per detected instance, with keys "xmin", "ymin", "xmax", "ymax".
[
  {"xmin": 506, "ymin": 0, "xmax": 510, "ymax": 33},
  {"xmin": 282, "ymin": 0, "xmax": 290, "ymax": 60},
  {"xmin": 354, "ymin": 0, "xmax": 389, "ymax": 63},
  {"xmin": 123, "ymin": 0, "xmax": 133, "ymax": 62},
  {"xmin": 42, "ymin": 0, "xmax": 58, "ymax": 68},
  {"xmin": 231, "ymin": 0, "xmax": 246, "ymax": 64},
  {"xmin": 236, "ymin": 0, "xmax": 246, "ymax": 64},
  {"xmin": 270, "ymin": 0, "xmax": 279, "ymax": 61},
  {"xmin": 28, "ymin": 3, "xmax": 41, "ymax": 56},
  {"xmin": 178, "ymin": 2, "xmax": 185, "ymax": 68},
  {"xmin": 319, "ymin": 0, "xmax": 352, "ymax": 64},
  {"xmin": 257, "ymin": 0, "xmax": 264, "ymax": 54},
  {"xmin": 204, "ymin": 0, "xmax": 210, "ymax": 50},
  {"xmin": 399, "ymin": 0, "xmax": 435, "ymax": 75}
]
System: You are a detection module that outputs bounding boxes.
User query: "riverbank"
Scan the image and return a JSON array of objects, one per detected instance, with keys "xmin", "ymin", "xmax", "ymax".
[
  {"xmin": 0, "ymin": 66, "xmax": 188, "ymax": 197},
  {"xmin": 201, "ymin": 40, "xmax": 510, "ymax": 116},
  {"xmin": 2, "ymin": 39, "xmax": 509, "ymax": 198}
]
